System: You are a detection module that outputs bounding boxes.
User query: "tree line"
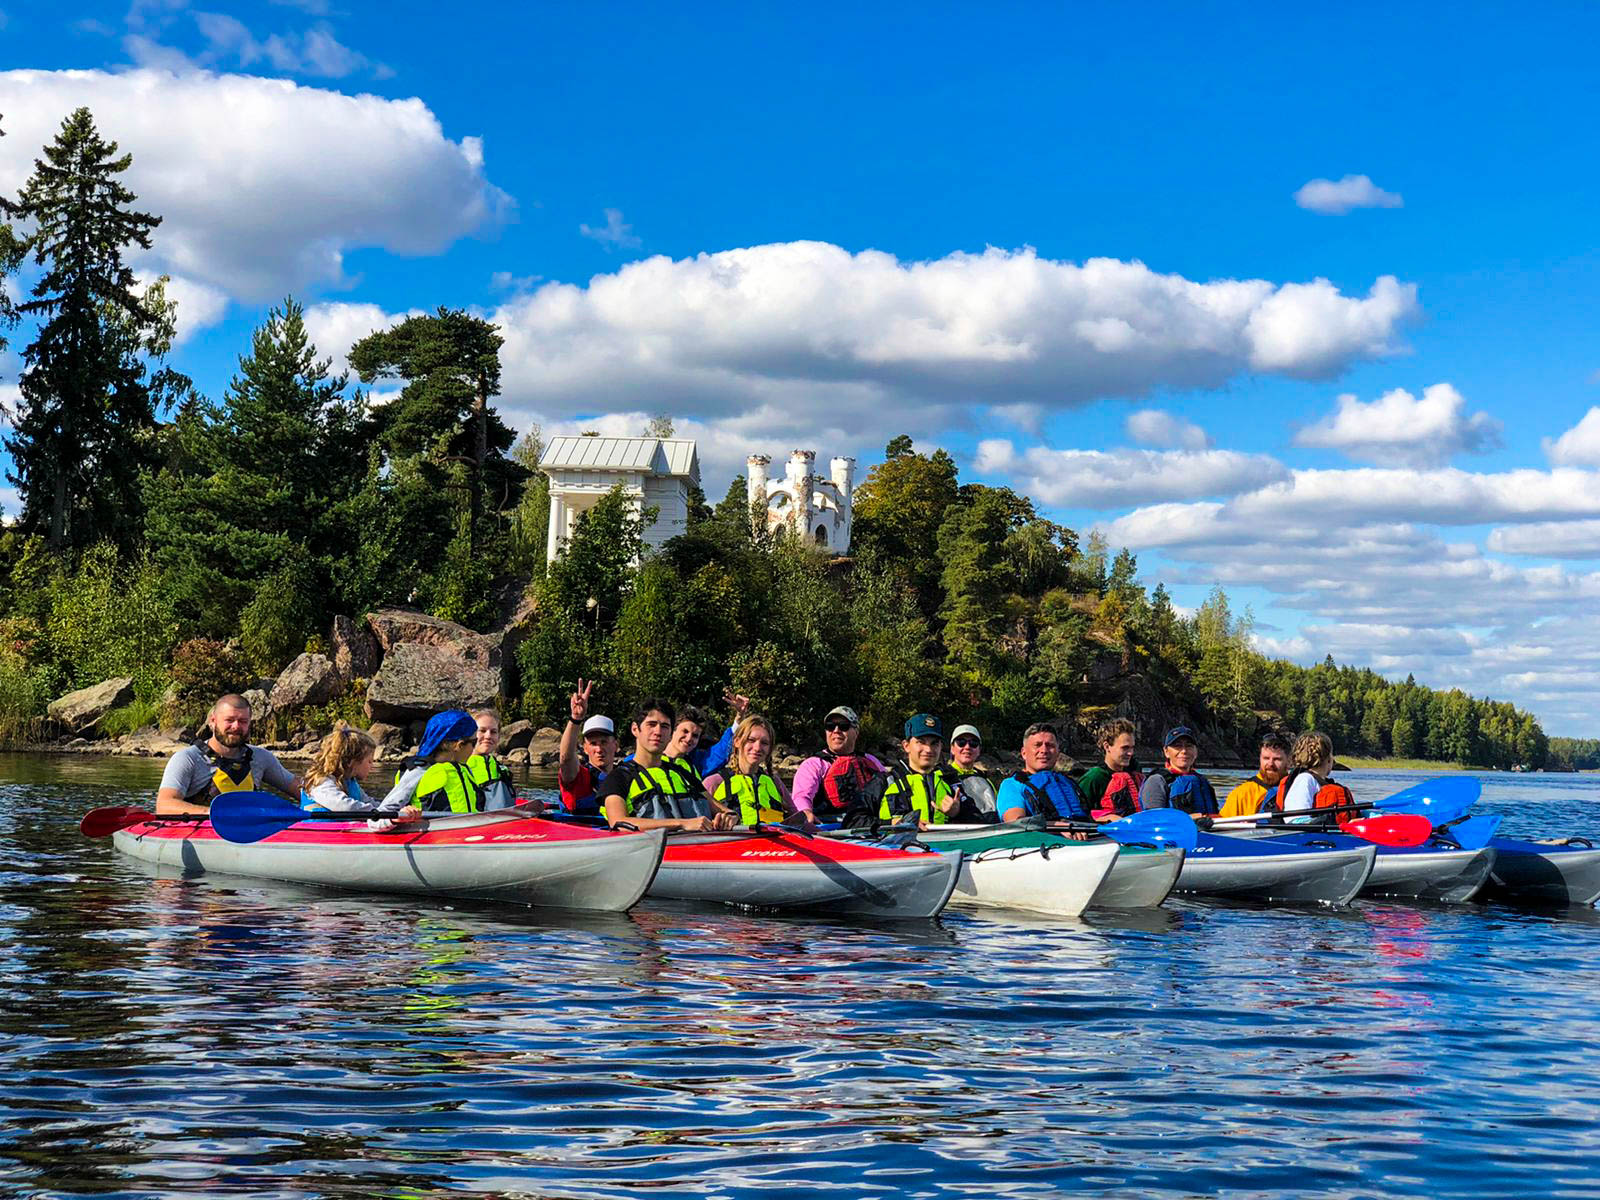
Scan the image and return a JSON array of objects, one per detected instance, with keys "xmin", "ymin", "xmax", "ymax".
[{"xmin": 0, "ymin": 107, "xmax": 1562, "ymax": 768}]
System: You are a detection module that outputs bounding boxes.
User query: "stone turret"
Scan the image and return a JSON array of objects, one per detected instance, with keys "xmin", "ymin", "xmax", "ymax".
[
  {"xmin": 746, "ymin": 454, "xmax": 770, "ymax": 531},
  {"xmin": 786, "ymin": 450, "xmax": 816, "ymax": 538},
  {"xmin": 829, "ymin": 456, "xmax": 855, "ymax": 548}
]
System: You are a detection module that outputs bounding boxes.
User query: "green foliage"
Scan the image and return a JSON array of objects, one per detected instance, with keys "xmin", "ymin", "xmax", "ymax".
[
  {"xmin": 101, "ymin": 697, "xmax": 161, "ymax": 737},
  {"xmin": 0, "ymin": 649, "xmax": 47, "ymax": 747},
  {"xmin": 169, "ymin": 638, "xmax": 252, "ymax": 717},
  {"xmin": 1549, "ymin": 737, "xmax": 1600, "ymax": 771},
  {"xmin": 238, "ymin": 558, "xmax": 320, "ymax": 675},
  {"xmin": 44, "ymin": 544, "xmax": 178, "ymax": 698}
]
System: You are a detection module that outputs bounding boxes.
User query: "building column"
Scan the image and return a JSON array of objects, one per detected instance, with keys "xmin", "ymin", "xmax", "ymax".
[{"xmin": 546, "ymin": 491, "xmax": 565, "ymax": 563}]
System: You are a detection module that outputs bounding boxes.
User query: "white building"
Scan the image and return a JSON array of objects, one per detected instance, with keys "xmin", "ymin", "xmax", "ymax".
[
  {"xmin": 540, "ymin": 435, "xmax": 700, "ymax": 563},
  {"xmin": 747, "ymin": 450, "xmax": 854, "ymax": 553}
]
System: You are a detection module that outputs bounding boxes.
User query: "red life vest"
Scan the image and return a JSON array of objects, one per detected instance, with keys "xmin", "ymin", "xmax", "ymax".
[
  {"xmin": 1091, "ymin": 768, "xmax": 1145, "ymax": 821},
  {"xmin": 1267, "ymin": 768, "xmax": 1360, "ymax": 828},
  {"xmin": 814, "ymin": 753, "xmax": 880, "ymax": 818}
]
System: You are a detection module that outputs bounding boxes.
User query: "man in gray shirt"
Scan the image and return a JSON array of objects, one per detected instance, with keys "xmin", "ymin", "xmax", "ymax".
[{"xmin": 156, "ymin": 693, "xmax": 300, "ymax": 814}]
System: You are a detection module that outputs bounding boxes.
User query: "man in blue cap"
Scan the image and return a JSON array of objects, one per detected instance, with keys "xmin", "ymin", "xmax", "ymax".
[
  {"xmin": 878, "ymin": 713, "xmax": 962, "ymax": 827},
  {"xmin": 378, "ymin": 709, "xmax": 485, "ymax": 818},
  {"xmin": 1138, "ymin": 725, "xmax": 1220, "ymax": 818}
]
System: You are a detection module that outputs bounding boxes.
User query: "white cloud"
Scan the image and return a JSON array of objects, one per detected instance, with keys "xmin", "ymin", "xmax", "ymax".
[
  {"xmin": 1294, "ymin": 382, "xmax": 1502, "ymax": 465},
  {"xmin": 191, "ymin": 13, "xmax": 383, "ymax": 79},
  {"xmin": 579, "ymin": 208, "xmax": 641, "ymax": 250},
  {"xmin": 1543, "ymin": 407, "xmax": 1600, "ymax": 466},
  {"xmin": 137, "ymin": 272, "xmax": 230, "ymax": 343},
  {"xmin": 1125, "ymin": 408, "xmax": 1210, "ymax": 450},
  {"xmin": 1487, "ymin": 519, "xmax": 1600, "ymax": 558},
  {"xmin": 1294, "ymin": 174, "xmax": 1404, "ymax": 215},
  {"xmin": 0, "ymin": 69, "xmax": 510, "ymax": 302},
  {"xmin": 303, "ymin": 301, "xmax": 422, "ymax": 372},
  {"xmin": 974, "ymin": 439, "xmax": 1286, "ymax": 506}
]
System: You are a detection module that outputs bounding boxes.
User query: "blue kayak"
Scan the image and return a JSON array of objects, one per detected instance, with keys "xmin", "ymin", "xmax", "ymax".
[
  {"xmin": 1481, "ymin": 837, "xmax": 1600, "ymax": 906},
  {"xmin": 1174, "ymin": 833, "xmax": 1375, "ymax": 904}
]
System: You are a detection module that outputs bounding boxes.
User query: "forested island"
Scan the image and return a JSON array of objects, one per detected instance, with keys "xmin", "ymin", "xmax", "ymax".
[{"xmin": 0, "ymin": 107, "xmax": 1583, "ymax": 770}]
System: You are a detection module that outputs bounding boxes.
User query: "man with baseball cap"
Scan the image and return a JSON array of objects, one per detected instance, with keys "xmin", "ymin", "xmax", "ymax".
[
  {"xmin": 557, "ymin": 679, "xmax": 620, "ymax": 818},
  {"xmin": 879, "ymin": 713, "xmax": 962, "ymax": 827},
  {"xmin": 1138, "ymin": 725, "xmax": 1220, "ymax": 818},
  {"xmin": 790, "ymin": 704, "xmax": 886, "ymax": 826},
  {"xmin": 941, "ymin": 723, "xmax": 998, "ymax": 821}
]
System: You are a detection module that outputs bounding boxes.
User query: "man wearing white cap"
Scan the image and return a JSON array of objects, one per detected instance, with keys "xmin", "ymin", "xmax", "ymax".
[
  {"xmin": 557, "ymin": 679, "xmax": 619, "ymax": 818},
  {"xmin": 790, "ymin": 704, "xmax": 886, "ymax": 825},
  {"xmin": 942, "ymin": 723, "xmax": 998, "ymax": 821}
]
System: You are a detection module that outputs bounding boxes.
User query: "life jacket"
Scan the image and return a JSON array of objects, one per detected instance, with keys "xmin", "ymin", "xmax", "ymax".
[
  {"xmin": 185, "ymin": 742, "xmax": 256, "ymax": 806},
  {"xmin": 880, "ymin": 765, "xmax": 956, "ymax": 825},
  {"xmin": 1265, "ymin": 768, "xmax": 1359, "ymax": 828},
  {"xmin": 1091, "ymin": 767, "xmax": 1145, "ymax": 821},
  {"xmin": 467, "ymin": 753, "xmax": 516, "ymax": 810},
  {"xmin": 813, "ymin": 752, "xmax": 882, "ymax": 820},
  {"xmin": 1005, "ymin": 770, "xmax": 1089, "ymax": 822},
  {"xmin": 300, "ymin": 778, "xmax": 365, "ymax": 813},
  {"xmin": 714, "ymin": 769, "xmax": 786, "ymax": 825},
  {"xmin": 396, "ymin": 758, "xmax": 482, "ymax": 815},
  {"xmin": 942, "ymin": 762, "xmax": 998, "ymax": 820},
  {"xmin": 566, "ymin": 763, "xmax": 607, "ymax": 818},
  {"xmin": 1156, "ymin": 769, "xmax": 1219, "ymax": 816},
  {"xmin": 1221, "ymin": 774, "xmax": 1275, "ymax": 818},
  {"xmin": 606, "ymin": 759, "xmax": 710, "ymax": 822}
]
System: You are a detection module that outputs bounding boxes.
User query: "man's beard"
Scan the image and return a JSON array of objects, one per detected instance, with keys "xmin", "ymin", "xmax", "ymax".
[{"xmin": 214, "ymin": 728, "xmax": 248, "ymax": 748}]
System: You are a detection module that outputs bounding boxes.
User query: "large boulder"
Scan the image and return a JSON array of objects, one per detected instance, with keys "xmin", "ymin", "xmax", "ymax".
[
  {"xmin": 530, "ymin": 725, "xmax": 562, "ymax": 766},
  {"xmin": 331, "ymin": 614, "xmax": 380, "ymax": 682},
  {"xmin": 499, "ymin": 718, "xmax": 535, "ymax": 752},
  {"xmin": 48, "ymin": 677, "xmax": 134, "ymax": 733},
  {"xmin": 242, "ymin": 687, "xmax": 273, "ymax": 725},
  {"xmin": 364, "ymin": 642, "xmax": 501, "ymax": 725},
  {"xmin": 268, "ymin": 653, "xmax": 343, "ymax": 713},
  {"xmin": 365, "ymin": 608, "xmax": 501, "ymax": 669}
]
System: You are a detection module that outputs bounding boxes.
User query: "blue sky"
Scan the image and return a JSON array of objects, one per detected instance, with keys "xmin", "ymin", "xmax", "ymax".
[{"xmin": 4, "ymin": 1, "xmax": 1600, "ymax": 732}]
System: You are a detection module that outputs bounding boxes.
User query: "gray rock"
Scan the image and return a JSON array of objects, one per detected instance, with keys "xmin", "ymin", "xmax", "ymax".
[
  {"xmin": 242, "ymin": 687, "xmax": 272, "ymax": 724},
  {"xmin": 331, "ymin": 614, "xmax": 380, "ymax": 682},
  {"xmin": 269, "ymin": 653, "xmax": 343, "ymax": 712},
  {"xmin": 530, "ymin": 725, "xmax": 561, "ymax": 760},
  {"xmin": 364, "ymin": 642, "xmax": 501, "ymax": 725},
  {"xmin": 367, "ymin": 721, "xmax": 403, "ymax": 748},
  {"xmin": 506, "ymin": 747, "xmax": 532, "ymax": 765},
  {"xmin": 48, "ymin": 677, "xmax": 134, "ymax": 732},
  {"xmin": 499, "ymin": 718, "xmax": 535, "ymax": 752},
  {"xmin": 365, "ymin": 607, "xmax": 501, "ymax": 669},
  {"xmin": 65, "ymin": 737, "xmax": 90, "ymax": 750},
  {"xmin": 116, "ymin": 727, "xmax": 190, "ymax": 758}
]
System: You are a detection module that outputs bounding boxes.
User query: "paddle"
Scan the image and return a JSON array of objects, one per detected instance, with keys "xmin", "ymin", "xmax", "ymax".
[
  {"xmin": 1035, "ymin": 808, "xmax": 1199, "ymax": 852},
  {"xmin": 1436, "ymin": 813, "xmax": 1502, "ymax": 851},
  {"xmin": 1371, "ymin": 775, "xmax": 1479, "ymax": 821},
  {"xmin": 79, "ymin": 806, "xmax": 208, "ymax": 838},
  {"xmin": 209, "ymin": 790, "xmax": 409, "ymax": 844},
  {"xmin": 1342, "ymin": 813, "xmax": 1433, "ymax": 848}
]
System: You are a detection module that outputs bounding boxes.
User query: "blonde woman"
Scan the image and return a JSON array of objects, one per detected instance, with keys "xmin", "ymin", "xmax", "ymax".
[
  {"xmin": 703, "ymin": 714, "xmax": 797, "ymax": 828},
  {"xmin": 302, "ymin": 723, "xmax": 379, "ymax": 812},
  {"xmin": 1272, "ymin": 730, "xmax": 1359, "ymax": 827}
]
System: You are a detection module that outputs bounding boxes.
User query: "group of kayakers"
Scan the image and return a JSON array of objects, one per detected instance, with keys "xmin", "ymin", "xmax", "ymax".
[{"xmin": 153, "ymin": 687, "xmax": 1361, "ymax": 832}]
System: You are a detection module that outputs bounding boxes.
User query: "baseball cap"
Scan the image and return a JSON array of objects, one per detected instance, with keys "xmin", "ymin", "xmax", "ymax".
[
  {"xmin": 824, "ymin": 706, "xmax": 859, "ymax": 727},
  {"xmin": 951, "ymin": 723, "xmax": 982, "ymax": 743},
  {"xmin": 904, "ymin": 713, "xmax": 943, "ymax": 739},
  {"xmin": 1163, "ymin": 725, "xmax": 1198, "ymax": 747},
  {"xmin": 582, "ymin": 715, "xmax": 615, "ymax": 736}
]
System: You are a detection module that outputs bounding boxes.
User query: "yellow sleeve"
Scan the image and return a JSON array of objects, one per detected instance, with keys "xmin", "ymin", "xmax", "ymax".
[{"xmin": 1220, "ymin": 780, "xmax": 1264, "ymax": 819}]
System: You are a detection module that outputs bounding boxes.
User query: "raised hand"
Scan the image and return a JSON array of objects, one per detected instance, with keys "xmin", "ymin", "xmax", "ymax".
[
  {"xmin": 723, "ymin": 690, "xmax": 751, "ymax": 718},
  {"xmin": 569, "ymin": 679, "xmax": 593, "ymax": 723}
]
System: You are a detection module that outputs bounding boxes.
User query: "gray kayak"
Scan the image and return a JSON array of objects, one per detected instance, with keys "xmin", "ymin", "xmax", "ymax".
[
  {"xmin": 1482, "ymin": 837, "xmax": 1600, "ymax": 906},
  {"xmin": 1089, "ymin": 845, "xmax": 1186, "ymax": 908},
  {"xmin": 1175, "ymin": 833, "xmax": 1376, "ymax": 904},
  {"xmin": 1229, "ymin": 829, "xmax": 1495, "ymax": 903}
]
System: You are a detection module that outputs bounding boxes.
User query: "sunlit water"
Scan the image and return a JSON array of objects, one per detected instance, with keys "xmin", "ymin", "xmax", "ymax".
[{"xmin": 3, "ymin": 753, "xmax": 1599, "ymax": 1198}]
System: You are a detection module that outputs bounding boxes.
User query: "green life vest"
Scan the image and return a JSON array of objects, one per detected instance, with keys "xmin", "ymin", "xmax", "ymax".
[
  {"xmin": 395, "ymin": 760, "xmax": 481, "ymax": 814},
  {"xmin": 879, "ymin": 766, "xmax": 955, "ymax": 825},
  {"xmin": 713, "ymin": 770, "xmax": 786, "ymax": 825},
  {"xmin": 608, "ymin": 759, "xmax": 709, "ymax": 822},
  {"xmin": 466, "ymin": 753, "xmax": 516, "ymax": 810}
]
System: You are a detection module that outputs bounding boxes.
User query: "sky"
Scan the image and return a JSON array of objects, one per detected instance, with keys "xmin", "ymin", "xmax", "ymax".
[{"xmin": 3, "ymin": 1, "xmax": 1600, "ymax": 733}]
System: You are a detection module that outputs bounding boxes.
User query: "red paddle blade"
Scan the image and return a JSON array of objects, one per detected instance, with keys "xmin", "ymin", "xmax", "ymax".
[
  {"xmin": 79, "ymin": 806, "xmax": 157, "ymax": 838},
  {"xmin": 1343, "ymin": 813, "xmax": 1432, "ymax": 848}
]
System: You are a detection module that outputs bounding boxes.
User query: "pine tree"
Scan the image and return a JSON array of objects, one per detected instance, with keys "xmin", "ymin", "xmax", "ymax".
[{"xmin": 4, "ymin": 108, "xmax": 177, "ymax": 551}]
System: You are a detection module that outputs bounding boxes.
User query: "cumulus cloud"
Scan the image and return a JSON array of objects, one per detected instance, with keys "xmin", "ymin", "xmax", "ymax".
[
  {"xmin": 973, "ymin": 439, "xmax": 1286, "ymax": 507},
  {"xmin": 303, "ymin": 301, "xmax": 422, "ymax": 372},
  {"xmin": 579, "ymin": 208, "xmax": 641, "ymax": 250},
  {"xmin": 0, "ymin": 69, "xmax": 510, "ymax": 302},
  {"xmin": 1294, "ymin": 382, "xmax": 1502, "ymax": 465},
  {"xmin": 1487, "ymin": 519, "xmax": 1600, "ymax": 558},
  {"xmin": 1543, "ymin": 407, "xmax": 1600, "ymax": 466},
  {"xmin": 1125, "ymin": 408, "xmax": 1210, "ymax": 450},
  {"xmin": 1294, "ymin": 174, "xmax": 1404, "ymax": 215}
]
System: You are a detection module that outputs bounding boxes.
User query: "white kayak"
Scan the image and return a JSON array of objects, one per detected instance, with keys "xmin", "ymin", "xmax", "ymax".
[{"xmin": 883, "ymin": 825, "xmax": 1124, "ymax": 916}]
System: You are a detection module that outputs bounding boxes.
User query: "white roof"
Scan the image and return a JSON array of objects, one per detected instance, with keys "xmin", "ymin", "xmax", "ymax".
[{"xmin": 540, "ymin": 436, "xmax": 699, "ymax": 481}]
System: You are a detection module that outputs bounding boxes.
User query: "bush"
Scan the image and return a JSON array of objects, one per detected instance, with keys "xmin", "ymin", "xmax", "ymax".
[
  {"xmin": 239, "ymin": 559, "xmax": 319, "ymax": 675},
  {"xmin": 169, "ymin": 638, "xmax": 252, "ymax": 725},
  {"xmin": 0, "ymin": 652, "xmax": 47, "ymax": 747},
  {"xmin": 101, "ymin": 697, "xmax": 162, "ymax": 738},
  {"xmin": 45, "ymin": 544, "xmax": 178, "ymax": 697}
]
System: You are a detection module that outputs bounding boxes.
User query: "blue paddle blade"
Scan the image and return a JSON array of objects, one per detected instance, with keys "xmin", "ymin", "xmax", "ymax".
[
  {"xmin": 209, "ymin": 791, "xmax": 313, "ymax": 844},
  {"xmin": 1442, "ymin": 813, "xmax": 1502, "ymax": 851},
  {"xmin": 1372, "ymin": 775, "xmax": 1478, "ymax": 824},
  {"xmin": 1102, "ymin": 808, "xmax": 1199, "ymax": 853}
]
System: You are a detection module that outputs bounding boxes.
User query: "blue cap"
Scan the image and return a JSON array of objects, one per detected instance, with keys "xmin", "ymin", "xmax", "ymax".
[
  {"xmin": 419, "ymin": 709, "xmax": 478, "ymax": 758},
  {"xmin": 903, "ymin": 713, "xmax": 943, "ymax": 739},
  {"xmin": 1163, "ymin": 725, "xmax": 1197, "ymax": 747}
]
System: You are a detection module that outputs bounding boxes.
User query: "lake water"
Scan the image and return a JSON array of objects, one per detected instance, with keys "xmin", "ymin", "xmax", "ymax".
[{"xmin": 3, "ymin": 753, "xmax": 1599, "ymax": 1199}]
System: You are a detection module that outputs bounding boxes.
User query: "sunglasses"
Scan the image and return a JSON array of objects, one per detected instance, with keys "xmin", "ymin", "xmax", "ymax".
[
  {"xmin": 824, "ymin": 721, "xmax": 854, "ymax": 733},
  {"xmin": 953, "ymin": 737, "xmax": 980, "ymax": 748}
]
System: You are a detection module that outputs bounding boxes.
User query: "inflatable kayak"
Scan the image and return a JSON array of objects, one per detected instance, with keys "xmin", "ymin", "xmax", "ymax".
[
  {"xmin": 1235, "ymin": 830, "xmax": 1495, "ymax": 902},
  {"xmin": 1480, "ymin": 837, "xmax": 1600, "ymax": 906},
  {"xmin": 1175, "ymin": 833, "xmax": 1376, "ymax": 904},
  {"xmin": 1087, "ymin": 845, "xmax": 1187, "ymax": 908},
  {"xmin": 901, "ymin": 825, "xmax": 1121, "ymax": 916},
  {"xmin": 112, "ymin": 811, "xmax": 667, "ymax": 912},
  {"xmin": 647, "ymin": 830, "xmax": 961, "ymax": 918}
]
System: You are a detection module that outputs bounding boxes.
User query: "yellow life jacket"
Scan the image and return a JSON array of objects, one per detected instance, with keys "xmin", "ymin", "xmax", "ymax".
[
  {"xmin": 395, "ymin": 760, "xmax": 481, "ymax": 814},
  {"xmin": 714, "ymin": 770, "xmax": 786, "ymax": 825},
  {"xmin": 186, "ymin": 743, "xmax": 257, "ymax": 805},
  {"xmin": 880, "ymin": 766, "xmax": 954, "ymax": 825},
  {"xmin": 608, "ymin": 759, "xmax": 708, "ymax": 822},
  {"xmin": 467, "ymin": 753, "xmax": 516, "ymax": 810}
]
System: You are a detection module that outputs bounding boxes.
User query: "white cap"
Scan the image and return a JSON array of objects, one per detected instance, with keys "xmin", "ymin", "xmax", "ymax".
[
  {"xmin": 582, "ymin": 715, "xmax": 615, "ymax": 736},
  {"xmin": 951, "ymin": 724, "xmax": 982, "ymax": 742}
]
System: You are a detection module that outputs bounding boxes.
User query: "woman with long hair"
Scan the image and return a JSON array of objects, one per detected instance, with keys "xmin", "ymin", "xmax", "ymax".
[{"xmin": 703, "ymin": 714, "xmax": 797, "ymax": 827}]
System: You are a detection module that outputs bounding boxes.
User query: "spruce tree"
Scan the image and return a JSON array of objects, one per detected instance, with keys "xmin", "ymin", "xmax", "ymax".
[{"xmin": 4, "ymin": 107, "xmax": 175, "ymax": 551}]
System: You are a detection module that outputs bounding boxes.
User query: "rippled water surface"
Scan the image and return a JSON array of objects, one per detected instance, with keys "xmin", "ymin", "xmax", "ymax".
[{"xmin": 4, "ymin": 754, "xmax": 1600, "ymax": 1199}]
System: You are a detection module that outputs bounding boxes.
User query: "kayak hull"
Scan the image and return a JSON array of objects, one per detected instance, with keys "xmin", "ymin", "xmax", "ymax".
[
  {"xmin": 1089, "ymin": 846, "xmax": 1186, "ymax": 909},
  {"xmin": 112, "ymin": 813, "xmax": 666, "ymax": 912},
  {"xmin": 1482, "ymin": 838, "xmax": 1600, "ymax": 906},
  {"xmin": 1233, "ymin": 830, "xmax": 1495, "ymax": 903},
  {"xmin": 649, "ymin": 832, "xmax": 961, "ymax": 918},
  {"xmin": 943, "ymin": 839, "xmax": 1120, "ymax": 916},
  {"xmin": 1175, "ymin": 834, "xmax": 1375, "ymax": 904}
]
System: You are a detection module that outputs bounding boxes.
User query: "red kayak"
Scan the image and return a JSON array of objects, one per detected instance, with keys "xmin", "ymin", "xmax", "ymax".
[{"xmin": 645, "ymin": 828, "xmax": 961, "ymax": 918}]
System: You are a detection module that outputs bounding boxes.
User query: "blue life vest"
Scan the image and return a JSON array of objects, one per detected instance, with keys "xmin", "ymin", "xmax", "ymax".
[
  {"xmin": 1160, "ymin": 769, "xmax": 1219, "ymax": 816},
  {"xmin": 1007, "ymin": 770, "xmax": 1089, "ymax": 821}
]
